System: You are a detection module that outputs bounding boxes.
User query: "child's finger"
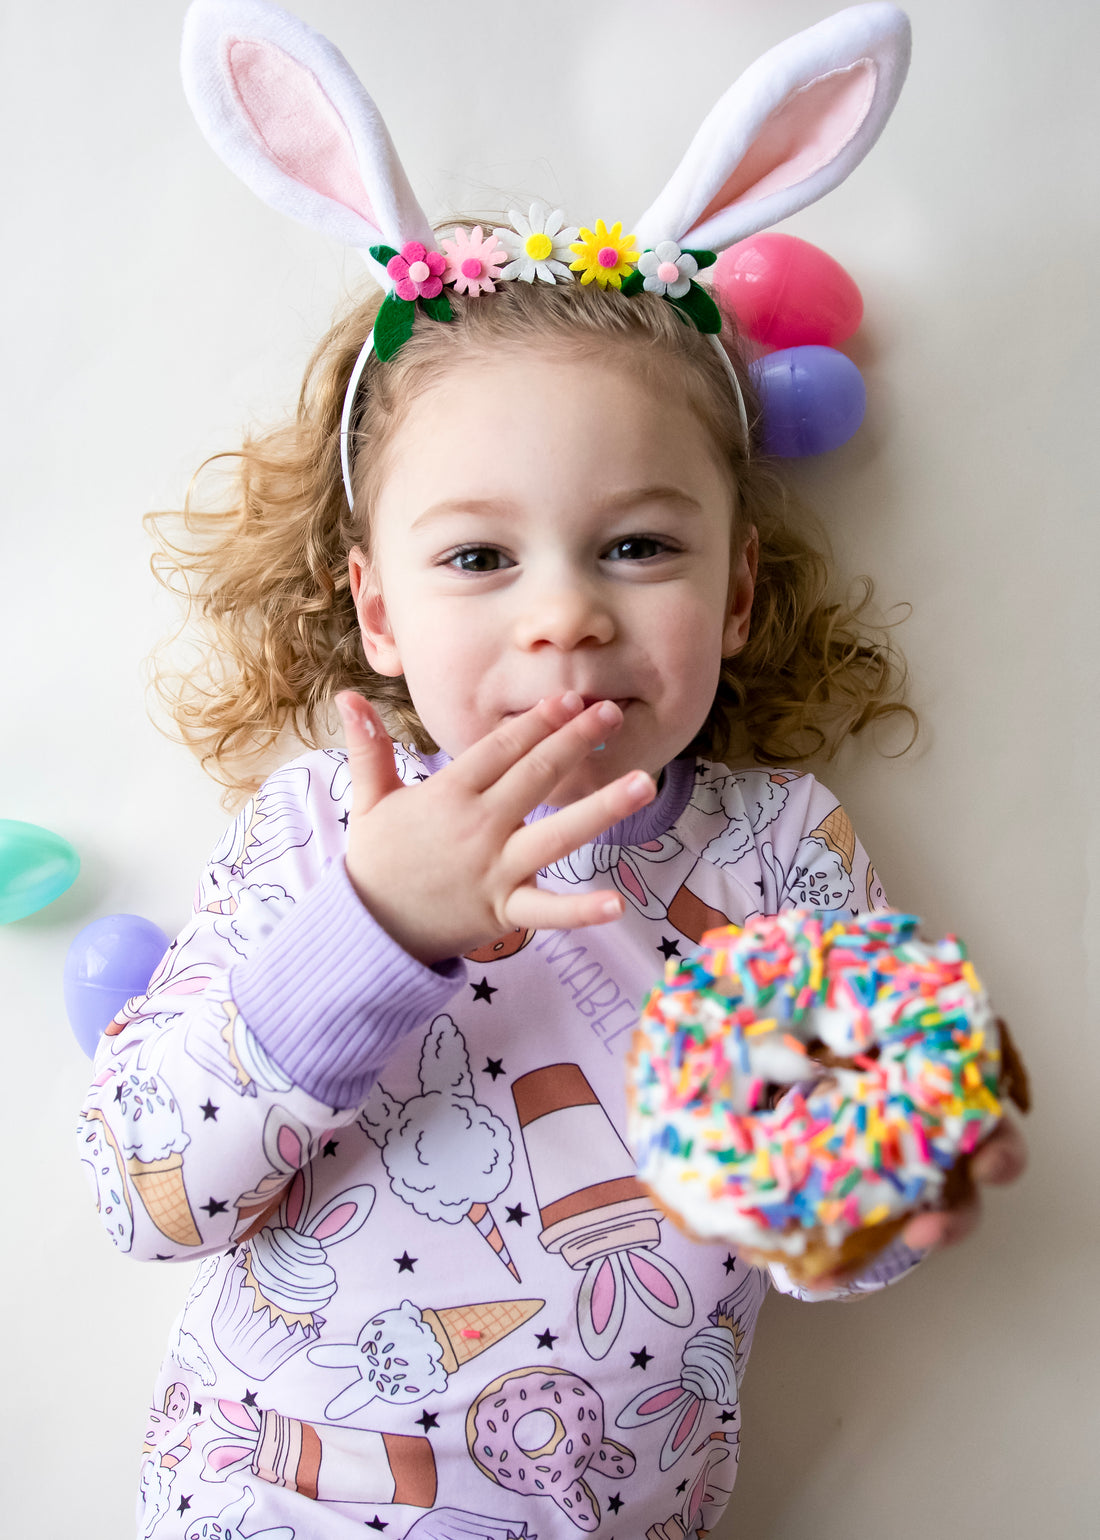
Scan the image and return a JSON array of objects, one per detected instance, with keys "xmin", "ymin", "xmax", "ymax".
[
  {"xmin": 968, "ymin": 1118, "xmax": 1027, "ymax": 1186},
  {"xmin": 335, "ymin": 692, "xmax": 403, "ymax": 815},
  {"xmin": 902, "ymin": 1195, "xmax": 980, "ymax": 1254},
  {"xmin": 508, "ymin": 769, "xmax": 657, "ymax": 876},
  {"xmin": 487, "ymin": 700, "xmax": 626, "ymax": 815},
  {"xmin": 452, "ymin": 693, "xmax": 590, "ymax": 794},
  {"xmin": 505, "ymin": 881, "xmax": 627, "ymax": 934}
]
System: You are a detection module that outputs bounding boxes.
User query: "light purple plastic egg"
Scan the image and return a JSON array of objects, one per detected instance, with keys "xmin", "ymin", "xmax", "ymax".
[
  {"xmin": 750, "ymin": 345, "xmax": 867, "ymax": 457},
  {"xmin": 64, "ymin": 913, "xmax": 171, "ymax": 1057}
]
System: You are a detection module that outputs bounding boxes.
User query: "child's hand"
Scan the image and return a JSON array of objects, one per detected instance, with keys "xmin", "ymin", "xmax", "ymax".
[
  {"xmin": 808, "ymin": 1117, "xmax": 1029, "ymax": 1291},
  {"xmin": 334, "ymin": 690, "xmax": 656, "ymax": 965},
  {"xmin": 899, "ymin": 1115, "xmax": 1028, "ymax": 1253}
]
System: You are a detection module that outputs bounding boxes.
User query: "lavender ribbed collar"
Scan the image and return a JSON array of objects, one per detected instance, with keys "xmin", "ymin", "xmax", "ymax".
[{"xmin": 417, "ymin": 750, "xmax": 696, "ymax": 847}]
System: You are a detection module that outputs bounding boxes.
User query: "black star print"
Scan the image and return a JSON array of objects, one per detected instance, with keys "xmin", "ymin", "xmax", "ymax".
[
  {"xmin": 695, "ymin": 762, "xmax": 706, "ymax": 776},
  {"xmin": 484, "ymin": 1057, "xmax": 505, "ymax": 1080},
  {"xmin": 365, "ymin": 1517, "xmax": 388, "ymax": 1531},
  {"xmin": 607, "ymin": 1494, "xmax": 624, "ymax": 1515},
  {"xmin": 114, "ymin": 1082, "xmax": 124, "ymax": 1103},
  {"xmin": 210, "ymin": 872, "xmax": 220, "ymax": 888},
  {"xmin": 657, "ymin": 936, "xmax": 681, "ymax": 960},
  {"xmin": 505, "ymin": 1203, "xmax": 528, "ymax": 1225},
  {"xmin": 723, "ymin": 1252, "xmax": 738, "ymax": 1274},
  {"xmin": 200, "ymin": 1099, "xmax": 219, "ymax": 1121},
  {"xmin": 177, "ymin": 1495, "xmax": 192, "ymax": 1516},
  {"xmin": 322, "ymin": 1138, "xmax": 339, "ymax": 1158},
  {"xmin": 193, "ymin": 1401, "xmax": 202, "ymax": 1416},
  {"xmin": 676, "ymin": 1480, "xmax": 688, "ymax": 1495},
  {"xmin": 470, "ymin": 977, "xmax": 498, "ymax": 1003},
  {"xmin": 416, "ymin": 1410, "xmax": 439, "ymax": 1432},
  {"xmin": 755, "ymin": 877, "xmax": 765, "ymax": 894},
  {"xmin": 202, "ymin": 1197, "xmax": 229, "ymax": 1217},
  {"xmin": 169, "ymin": 939, "xmax": 178, "ymax": 950},
  {"xmin": 720, "ymin": 1410, "xmax": 738, "ymax": 1423},
  {"xmin": 395, "ymin": 1251, "xmax": 416, "ymax": 1273},
  {"xmin": 536, "ymin": 1329, "xmax": 558, "ymax": 1350},
  {"xmin": 413, "ymin": 772, "xmax": 428, "ymax": 782},
  {"xmin": 241, "ymin": 1389, "xmax": 258, "ymax": 1408},
  {"xmin": 340, "ymin": 809, "xmax": 350, "ymax": 829},
  {"xmin": 630, "ymin": 1347, "xmax": 653, "ymax": 1370}
]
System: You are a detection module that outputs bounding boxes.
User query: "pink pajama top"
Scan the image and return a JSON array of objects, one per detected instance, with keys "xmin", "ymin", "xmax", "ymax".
[{"xmin": 77, "ymin": 746, "xmax": 920, "ymax": 1540}]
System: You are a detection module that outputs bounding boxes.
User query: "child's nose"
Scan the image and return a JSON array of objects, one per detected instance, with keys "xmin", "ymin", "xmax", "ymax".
[{"xmin": 514, "ymin": 582, "xmax": 615, "ymax": 651}]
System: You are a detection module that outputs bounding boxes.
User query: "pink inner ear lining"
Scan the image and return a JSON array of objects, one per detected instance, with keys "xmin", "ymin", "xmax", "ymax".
[
  {"xmin": 225, "ymin": 36, "xmax": 380, "ymax": 231},
  {"xmin": 700, "ymin": 58, "xmax": 878, "ymax": 221}
]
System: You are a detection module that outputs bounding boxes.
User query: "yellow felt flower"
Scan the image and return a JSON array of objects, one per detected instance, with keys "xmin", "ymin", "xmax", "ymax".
[{"xmin": 569, "ymin": 219, "xmax": 640, "ymax": 289}]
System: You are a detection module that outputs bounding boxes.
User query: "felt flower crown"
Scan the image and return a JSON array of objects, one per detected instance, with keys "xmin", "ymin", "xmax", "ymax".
[
  {"xmin": 181, "ymin": 0, "xmax": 911, "ymax": 509},
  {"xmin": 367, "ymin": 220, "xmax": 721, "ymax": 364}
]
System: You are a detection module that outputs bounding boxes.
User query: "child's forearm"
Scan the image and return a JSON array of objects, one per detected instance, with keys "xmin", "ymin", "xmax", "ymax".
[{"xmin": 76, "ymin": 762, "xmax": 464, "ymax": 1264}]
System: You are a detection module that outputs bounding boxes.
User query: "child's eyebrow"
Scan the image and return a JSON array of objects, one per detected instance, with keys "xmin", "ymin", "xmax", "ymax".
[{"xmin": 411, "ymin": 487, "xmax": 703, "ymax": 531}]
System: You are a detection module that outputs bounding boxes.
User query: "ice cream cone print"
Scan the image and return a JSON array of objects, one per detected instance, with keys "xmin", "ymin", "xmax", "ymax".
[
  {"xmin": 127, "ymin": 1152, "xmax": 202, "ymax": 1247},
  {"xmin": 812, "ymin": 806, "xmax": 855, "ymax": 872},
  {"xmin": 466, "ymin": 1200, "xmax": 521, "ymax": 1281},
  {"xmin": 420, "ymin": 1298, "xmax": 544, "ymax": 1374}
]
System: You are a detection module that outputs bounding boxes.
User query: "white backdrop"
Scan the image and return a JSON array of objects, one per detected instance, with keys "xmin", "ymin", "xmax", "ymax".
[{"xmin": 2, "ymin": 1, "xmax": 1097, "ymax": 1535}]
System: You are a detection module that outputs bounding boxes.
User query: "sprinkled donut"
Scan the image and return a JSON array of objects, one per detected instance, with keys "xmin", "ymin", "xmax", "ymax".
[
  {"xmin": 465, "ymin": 1366, "xmax": 635, "ymax": 1532},
  {"xmin": 626, "ymin": 909, "xmax": 1029, "ymax": 1284}
]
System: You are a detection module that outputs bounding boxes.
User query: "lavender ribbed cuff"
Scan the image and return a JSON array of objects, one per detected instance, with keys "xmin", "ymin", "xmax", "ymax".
[{"xmin": 229, "ymin": 859, "xmax": 466, "ymax": 1109}]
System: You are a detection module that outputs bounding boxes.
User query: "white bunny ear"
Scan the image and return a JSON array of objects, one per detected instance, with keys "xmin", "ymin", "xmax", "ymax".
[
  {"xmin": 181, "ymin": 0, "xmax": 435, "ymax": 287},
  {"xmin": 633, "ymin": 3, "xmax": 911, "ymax": 253}
]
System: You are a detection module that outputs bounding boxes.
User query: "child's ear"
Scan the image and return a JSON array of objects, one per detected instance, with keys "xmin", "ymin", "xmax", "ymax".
[
  {"xmin": 348, "ymin": 546, "xmax": 403, "ymax": 677},
  {"xmin": 722, "ymin": 528, "xmax": 758, "ymax": 657}
]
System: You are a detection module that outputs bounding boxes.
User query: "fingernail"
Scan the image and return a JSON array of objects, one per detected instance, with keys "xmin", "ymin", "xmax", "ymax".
[
  {"xmin": 561, "ymin": 691, "xmax": 583, "ymax": 714},
  {"xmin": 596, "ymin": 700, "xmax": 620, "ymax": 726},
  {"xmin": 626, "ymin": 771, "xmax": 653, "ymax": 795},
  {"xmin": 602, "ymin": 897, "xmax": 622, "ymax": 917}
]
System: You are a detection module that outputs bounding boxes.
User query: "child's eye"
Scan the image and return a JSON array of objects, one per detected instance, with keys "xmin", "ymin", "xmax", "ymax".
[
  {"xmin": 444, "ymin": 545, "xmax": 514, "ymax": 573},
  {"xmin": 604, "ymin": 535, "xmax": 670, "ymax": 562}
]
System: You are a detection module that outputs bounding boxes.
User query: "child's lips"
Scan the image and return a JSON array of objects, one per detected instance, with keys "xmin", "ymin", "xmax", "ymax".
[{"xmin": 504, "ymin": 696, "xmax": 633, "ymax": 718}]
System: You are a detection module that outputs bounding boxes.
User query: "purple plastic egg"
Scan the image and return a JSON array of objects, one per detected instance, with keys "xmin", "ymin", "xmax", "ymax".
[
  {"xmin": 750, "ymin": 346, "xmax": 867, "ymax": 457},
  {"xmin": 64, "ymin": 913, "xmax": 171, "ymax": 1057}
]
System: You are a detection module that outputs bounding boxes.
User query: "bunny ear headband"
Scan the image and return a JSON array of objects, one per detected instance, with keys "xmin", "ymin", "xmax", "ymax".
[{"xmin": 181, "ymin": 0, "xmax": 911, "ymax": 509}]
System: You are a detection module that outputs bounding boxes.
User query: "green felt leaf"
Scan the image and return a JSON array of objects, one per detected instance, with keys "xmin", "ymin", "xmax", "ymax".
[
  {"xmin": 669, "ymin": 282, "xmax": 723, "ymax": 335},
  {"xmin": 369, "ymin": 244, "xmax": 399, "ymax": 267},
  {"xmin": 373, "ymin": 293, "xmax": 415, "ymax": 361},
  {"xmin": 420, "ymin": 294, "xmax": 453, "ymax": 323},
  {"xmin": 683, "ymin": 248, "xmax": 717, "ymax": 271},
  {"xmin": 620, "ymin": 269, "xmax": 645, "ymax": 297}
]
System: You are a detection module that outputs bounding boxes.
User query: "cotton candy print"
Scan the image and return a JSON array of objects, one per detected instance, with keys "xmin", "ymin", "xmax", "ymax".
[{"xmin": 359, "ymin": 1015, "xmax": 520, "ymax": 1282}]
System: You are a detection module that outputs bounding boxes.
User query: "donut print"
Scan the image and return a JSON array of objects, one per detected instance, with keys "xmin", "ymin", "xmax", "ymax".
[{"xmin": 465, "ymin": 1366, "xmax": 635, "ymax": 1531}]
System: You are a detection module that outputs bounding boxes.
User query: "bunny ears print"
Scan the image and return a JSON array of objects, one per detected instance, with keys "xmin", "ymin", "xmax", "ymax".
[{"xmin": 181, "ymin": 0, "xmax": 911, "ymax": 496}]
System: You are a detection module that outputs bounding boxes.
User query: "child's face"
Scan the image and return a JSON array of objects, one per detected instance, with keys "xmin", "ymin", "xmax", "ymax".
[{"xmin": 349, "ymin": 349, "xmax": 754, "ymax": 806}]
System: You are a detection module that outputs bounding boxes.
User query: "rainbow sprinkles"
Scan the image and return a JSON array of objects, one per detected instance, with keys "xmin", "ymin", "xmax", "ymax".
[{"xmin": 626, "ymin": 910, "xmax": 1009, "ymax": 1273}]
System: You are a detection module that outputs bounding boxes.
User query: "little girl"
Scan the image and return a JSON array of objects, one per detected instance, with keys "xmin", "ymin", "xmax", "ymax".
[{"xmin": 79, "ymin": 4, "xmax": 1024, "ymax": 1538}]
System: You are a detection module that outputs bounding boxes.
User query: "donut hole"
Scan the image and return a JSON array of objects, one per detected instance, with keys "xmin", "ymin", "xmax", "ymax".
[{"xmin": 513, "ymin": 1408, "xmax": 565, "ymax": 1457}]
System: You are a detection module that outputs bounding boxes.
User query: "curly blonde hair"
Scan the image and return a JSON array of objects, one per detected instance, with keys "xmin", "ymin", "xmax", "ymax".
[{"xmin": 146, "ymin": 268, "xmax": 915, "ymax": 808}]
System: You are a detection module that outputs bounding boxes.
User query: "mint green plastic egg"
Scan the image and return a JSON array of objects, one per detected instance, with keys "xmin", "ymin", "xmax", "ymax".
[{"xmin": 0, "ymin": 820, "xmax": 80, "ymax": 922}]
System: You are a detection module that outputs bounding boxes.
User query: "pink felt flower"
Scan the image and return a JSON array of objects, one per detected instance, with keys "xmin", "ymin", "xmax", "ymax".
[
  {"xmin": 387, "ymin": 241, "xmax": 447, "ymax": 301},
  {"xmin": 440, "ymin": 226, "xmax": 507, "ymax": 296}
]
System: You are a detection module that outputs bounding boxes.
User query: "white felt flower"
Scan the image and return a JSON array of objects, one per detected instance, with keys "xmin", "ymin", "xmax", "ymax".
[
  {"xmin": 494, "ymin": 200, "xmax": 579, "ymax": 284},
  {"xmin": 638, "ymin": 241, "xmax": 698, "ymax": 299}
]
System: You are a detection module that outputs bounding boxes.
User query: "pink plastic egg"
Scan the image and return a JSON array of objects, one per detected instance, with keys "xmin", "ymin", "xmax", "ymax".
[{"xmin": 713, "ymin": 233, "xmax": 863, "ymax": 350}]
